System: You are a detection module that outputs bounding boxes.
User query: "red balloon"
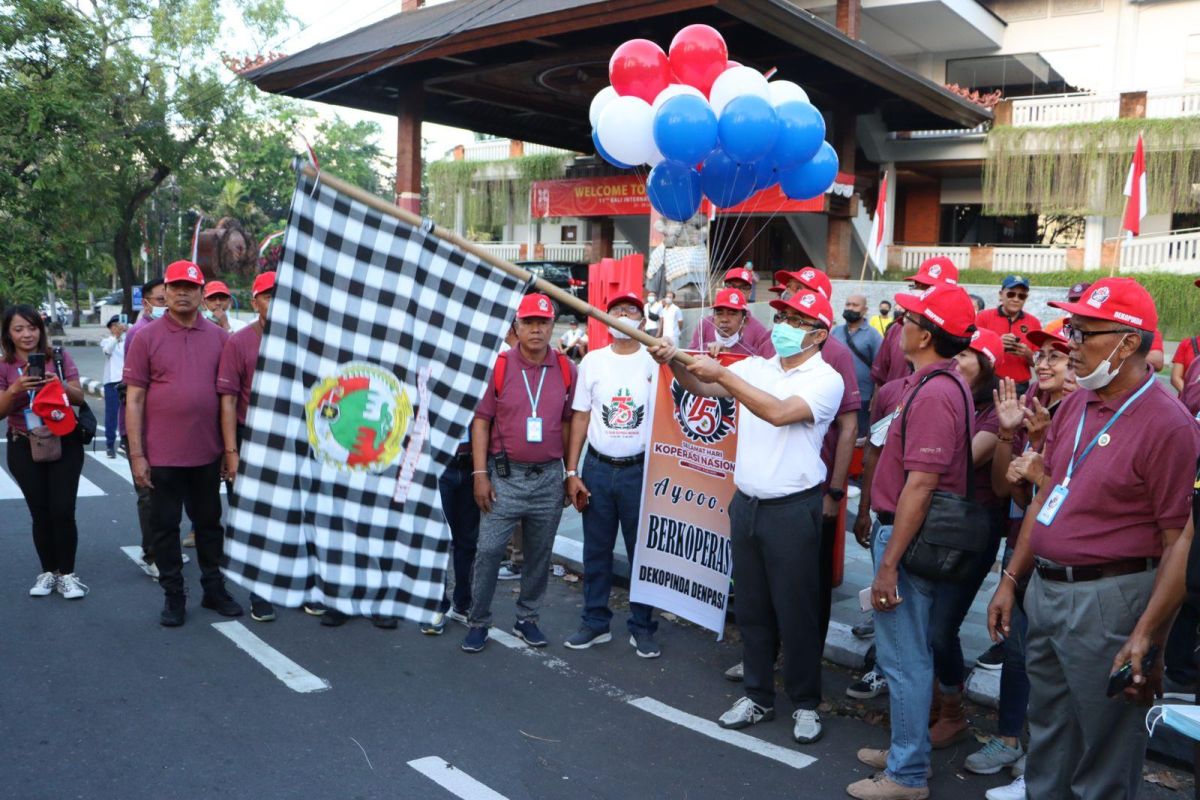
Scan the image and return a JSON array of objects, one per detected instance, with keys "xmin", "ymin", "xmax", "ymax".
[
  {"xmin": 609, "ymin": 39, "xmax": 671, "ymax": 104},
  {"xmin": 725, "ymin": 60, "xmax": 742, "ymax": 71},
  {"xmin": 669, "ymin": 24, "xmax": 728, "ymax": 96}
]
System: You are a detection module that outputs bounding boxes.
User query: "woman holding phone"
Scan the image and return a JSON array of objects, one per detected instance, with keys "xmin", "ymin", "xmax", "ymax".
[{"xmin": 0, "ymin": 304, "xmax": 88, "ymax": 598}]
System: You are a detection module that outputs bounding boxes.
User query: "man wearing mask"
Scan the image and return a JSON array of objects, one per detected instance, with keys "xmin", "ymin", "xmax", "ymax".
[
  {"xmin": 564, "ymin": 293, "xmax": 660, "ymax": 657},
  {"xmin": 833, "ymin": 294, "xmax": 883, "ymax": 436},
  {"xmin": 690, "ymin": 288, "xmax": 773, "ymax": 357},
  {"xmin": 869, "ymin": 301, "xmax": 894, "ymax": 337},
  {"xmin": 988, "ymin": 278, "xmax": 1200, "ymax": 799},
  {"xmin": 659, "ymin": 292, "xmax": 683, "ymax": 344},
  {"xmin": 202, "ymin": 281, "xmax": 246, "ymax": 333},
  {"xmin": 99, "ymin": 315, "xmax": 127, "ymax": 458},
  {"xmin": 650, "ymin": 289, "xmax": 844, "ymax": 745},
  {"xmin": 644, "ymin": 292, "xmax": 661, "ymax": 336},
  {"xmin": 975, "ymin": 275, "xmax": 1041, "ymax": 393}
]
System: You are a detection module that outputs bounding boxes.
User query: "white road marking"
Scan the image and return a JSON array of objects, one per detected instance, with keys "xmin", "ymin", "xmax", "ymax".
[
  {"xmin": 119, "ymin": 545, "xmax": 157, "ymax": 579},
  {"xmin": 86, "ymin": 449, "xmax": 133, "ymax": 484},
  {"xmin": 0, "ymin": 443, "xmax": 103, "ymax": 498},
  {"xmin": 407, "ymin": 756, "xmax": 510, "ymax": 800},
  {"xmin": 626, "ymin": 697, "xmax": 817, "ymax": 771},
  {"xmin": 211, "ymin": 621, "xmax": 330, "ymax": 693}
]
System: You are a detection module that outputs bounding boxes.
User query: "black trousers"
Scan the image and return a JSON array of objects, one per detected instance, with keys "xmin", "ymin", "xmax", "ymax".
[
  {"xmin": 818, "ymin": 513, "xmax": 838, "ymax": 645},
  {"xmin": 730, "ymin": 486, "xmax": 824, "ymax": 710},
  {"xmin": 149, "ymin": 460, "xmax": 224, "ymax": 597},
  {"xmin": 7, "ymin": 432, "xmax": 84, "ymax": 574}
]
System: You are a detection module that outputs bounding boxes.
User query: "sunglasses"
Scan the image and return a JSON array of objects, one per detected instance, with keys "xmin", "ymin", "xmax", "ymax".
[{"xmin": 1004, "ymin": 291, "xmax": 1028, "ymax": 300}]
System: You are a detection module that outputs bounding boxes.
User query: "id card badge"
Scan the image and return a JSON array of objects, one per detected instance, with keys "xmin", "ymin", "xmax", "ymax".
[
  {"xmin": 1036, "ymin": 484, "xmax": 1069, "ymax": 526},
  {"xmin": 526, "ymin": 416, "xmax": 543, "ymax": 443},
  {"xmin": 869, "ymin": 410, "xmax": 897, "ymax": 447},
  {"xmin": 23, "ymin": 409, "xmax": 42, "ymax": 430}
]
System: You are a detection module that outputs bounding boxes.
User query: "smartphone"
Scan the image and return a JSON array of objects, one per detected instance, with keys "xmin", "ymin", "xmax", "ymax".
[
  {"xmin": 858, "ymin": 587, "xmax": 873, "ymax": 612},
  {"xmin": 1106, "ymin": 645, "xmax": 1160, "ymax": 697},
  {"xmin": 25, "ymin": 352, "xmax": 45, "ymax": 379}
]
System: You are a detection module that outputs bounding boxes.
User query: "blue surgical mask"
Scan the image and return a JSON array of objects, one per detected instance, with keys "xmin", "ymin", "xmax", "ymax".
[
  {"xmin": 201, "ymin": 309, "xmax": 216, "ymax": 322},
  {"xmin": 771, "ymin": 323, "xmax": 816, "ymax": 358},
  {"xmin": 149, "ymin": 306, "xmax": 167, "ymax": 319},
  {"xmin": 1147, "ymin": 705, "xmax": 1200, "ymax": 742}
]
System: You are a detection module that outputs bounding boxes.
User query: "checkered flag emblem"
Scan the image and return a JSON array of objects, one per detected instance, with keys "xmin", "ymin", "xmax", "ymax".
[{"xmin": 223, "ymin": 167, "xmax": 525, "ymax": 621}]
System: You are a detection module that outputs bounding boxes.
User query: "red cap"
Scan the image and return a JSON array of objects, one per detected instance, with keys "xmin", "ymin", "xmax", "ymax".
[
  {"xmin": 767, "ymin": 284, "xmax": 786, "ymax": 295},
  {"xmin": 769, "ymin": 290, "xmax": 834, "ymax": 328},
  {"xmin": 31, "ymin": 380, "xmax": 76, "ymax": 436},
  {"xmin": 517, "ymin": 293, "xmax": 555, "ymax": 320},
  {"xmin": 968, "ymin": 328, "xmax": 1005, "ymax": 366},
  {"xmin": 606, "ymin": 291, "xmax": 644, "ymax": 313},
  {"xmin": 911, "ymin": 256, "xmax": 959, "ymax": 287},
  {"xmin": 723, "ymin": 267, "xmax": 754, "ymax": 287},
  {"xmin": 713, "ymin": 288, "xmax": 748, "ymax": 311},
  {"xmin": 164, "ymin": 260, "xmax": 204, "ymax": 286},
  {"xmin": 1048, "ymin": 277, "xmax": 1157, "ymax": 332},
  {"xmin": 1027, "ymin": 329, "xmax": 1070, "ymax": 355},
  {"xmin": 894, "ymin": 283, "xmax": 976, "ymax": 338},
  {"xmin": 774, "ymin": 267, "xmax": 831, "ymax": 299},
  {"xmin": 203, "ymin": 280, "xmax": 231, "ymax": 299},
  {"xmin": 252, "ymin": 271, "xmax": 277, "ymax": 297}
]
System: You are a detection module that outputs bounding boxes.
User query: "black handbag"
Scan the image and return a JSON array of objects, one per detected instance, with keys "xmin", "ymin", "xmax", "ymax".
[
  {"xmin": 53, "ymin": 347, "xmax": 97, "ymax": 445},
  {"xmin": 898, "ymin": 370, "xmax": 993, "ymax": 583}
]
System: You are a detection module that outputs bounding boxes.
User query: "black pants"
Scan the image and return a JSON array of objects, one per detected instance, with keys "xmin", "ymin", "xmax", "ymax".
[
  {"xmin": 149, "ymin": 460, "xmax": 224, "ymax": 597},
  {"xmin": 730, "ymin": 487, "xmax": 824, "ymax": 710},
  {"xmin": 818, "ymin": 512, "xmax": 838, "ymax": 645},
  {"xmin": 438, "ymin": 456, "xmax": 480, "ymax": 613},
  {"xmin": 7, "ymin": 432, "xmax": 84, "ymax": 574}
]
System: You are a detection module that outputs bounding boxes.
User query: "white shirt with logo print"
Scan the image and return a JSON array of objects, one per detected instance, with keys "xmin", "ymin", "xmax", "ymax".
[{"xmin": 571, "ymin": 345, "xmax": 657, "ymax": 459}]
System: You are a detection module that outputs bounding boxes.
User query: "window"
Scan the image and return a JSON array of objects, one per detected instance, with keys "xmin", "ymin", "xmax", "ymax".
[{"xmin": 945, "ymin": 53, "xmax": 1080, "ymax": 96}]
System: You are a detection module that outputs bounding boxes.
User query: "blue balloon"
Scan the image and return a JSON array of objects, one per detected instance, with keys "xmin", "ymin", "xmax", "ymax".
[
  {"xmin": 646, "ymin": 160, "xmax": 702, "ymax": 222},
  {"xmin": 779, "ymin": 142, "xmax": 839, "ymax": 201},
  {"xmin": 700, "ymin": 149, "xmax": 757, "ymax": 208},
  {"xmin": 752, "ymin": 157, "xmax": 779, "ymax": 192},
  {"xmin": 592, "ymin": 127, "xmax": 634, "ymax": 170},
  {"xmin": 653, "ymin": 95, "xmax": 719, "ymax": 167},
  {"xmin": 772, "ymin": 101, "xmax": 826, "ymax": 169},
  {"xmin": 717, "ymin": 94, "xmax": 779, "ymax": 164}
]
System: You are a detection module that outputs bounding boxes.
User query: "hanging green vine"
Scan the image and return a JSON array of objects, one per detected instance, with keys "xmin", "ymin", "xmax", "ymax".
[
  {"xmin": 425, "ymin": 153, "xmax": 569, "ymax": 237},
  {"xmin": 983, "ymin": 117, "xmax": 1200, "ymax": 216}
]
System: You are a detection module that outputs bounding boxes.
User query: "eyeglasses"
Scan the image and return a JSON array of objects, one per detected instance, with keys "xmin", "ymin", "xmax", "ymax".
[
  {"xmin": 1033, "ymin": 351, "xmax": 1069, "ymax": 365},
  {"xmin": 1062, "ymin": 324, "xmax": 1131, "ymax": 345},
  {"xmin": 609, "ymin": 305, "xmax": 642, "ymax": 319},
  {"xmin": 1004, "ymin": 291, "xmax": 1028, "ymax": 300},
  {"xmin": 779, "ymin": 315, "xmax": 820, "ymax": 330}
]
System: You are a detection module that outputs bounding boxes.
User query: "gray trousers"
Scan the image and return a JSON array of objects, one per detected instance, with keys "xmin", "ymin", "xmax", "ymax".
[
  {"xmin": 1025, "ymin": 569, "xmax": 1155, "ymax": 799},
  {"xmin": 468, "ymin": 458, "xmax": 564, "ymax": 628}
]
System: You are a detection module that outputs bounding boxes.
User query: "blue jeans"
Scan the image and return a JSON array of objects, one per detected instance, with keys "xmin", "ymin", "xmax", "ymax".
[
  {"xmin": 998, "ymin": 542, "xmax": 1030, "ymax": 739},
  {"xmin": 873, "ymin": 524, "xmax": 936, "ymax": 789},
  {"xmin": 103, "ymin": 382, "xmax": 120, "ymax": 448},
  {"xmin": 580, "ymin": 451, "xmax": 656, "ymax": 636},
  {"xmin": 438, "ymin": 459, "xmax": 480, "ymax": 614}
]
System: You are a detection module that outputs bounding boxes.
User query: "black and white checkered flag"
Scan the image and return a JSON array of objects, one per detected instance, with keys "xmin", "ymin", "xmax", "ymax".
[{"xmin": 223, "ymin": 167, "xmax": 525, "ymax": 622}]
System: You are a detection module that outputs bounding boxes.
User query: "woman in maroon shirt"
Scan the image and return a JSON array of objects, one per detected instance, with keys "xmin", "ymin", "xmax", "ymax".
[{"xmin": 0, "ymin": 305, "xmax": 87, "ymax": 599}]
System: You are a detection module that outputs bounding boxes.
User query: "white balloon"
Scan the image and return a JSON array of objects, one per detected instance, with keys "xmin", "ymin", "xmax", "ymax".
[
  {"xmin": 589, "ymin": 86, "xmax": 619, "ymax": 130},
  {"xmin": 651, "ymin": 83, "xmax": 706, "ymax": 115},
  {"xmin": 597, "ymin": 96, "xmax": 656, "ymax": 166},
  {"xmin": 767, "ymin": 80, "xmax": 809, "ymax": 108},
  {"xmin": 709, "ymin": 66, "xmax": 770, "ymax": 117},
  {"xmin": 646, "ymin": 140, "xmax": 665, "ymax": 168}
]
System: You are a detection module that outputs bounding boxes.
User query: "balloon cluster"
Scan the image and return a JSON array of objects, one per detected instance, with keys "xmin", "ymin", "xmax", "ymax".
[{"xmin": 590, "ymin": 24, "xmax": 839, "ymax": 222}]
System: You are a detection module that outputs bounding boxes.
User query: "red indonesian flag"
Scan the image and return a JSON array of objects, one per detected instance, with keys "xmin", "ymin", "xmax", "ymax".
[
  {"xmin": 1122, "ymin": 134, "xmax": 1147, "ymax": 236},
  {"xmin": 867, "ymin": 172, "xmax": 888, "ymax": 272}
]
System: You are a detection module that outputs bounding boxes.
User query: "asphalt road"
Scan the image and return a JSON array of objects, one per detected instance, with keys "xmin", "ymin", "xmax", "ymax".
[{"xmin": 0, "ymin": 343, "xmax": 1189, "ymax": 799}]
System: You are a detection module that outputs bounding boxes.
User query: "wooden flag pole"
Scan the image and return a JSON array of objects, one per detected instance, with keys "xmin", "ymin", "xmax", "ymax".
[
  {"xmin": 299, "ymin": 164, "xmax": 695, "ymax": 366},
  {"xmin": 857, "ymin": 249, "xmax": 872, "ymax": 284}
]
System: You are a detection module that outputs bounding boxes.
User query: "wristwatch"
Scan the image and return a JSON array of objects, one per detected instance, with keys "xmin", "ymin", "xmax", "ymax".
[
  {"xmin": 826, "ymin": 487, "xmax": 846, "ymax": 502},
  {"xmin": 565, "ymin": 469, "xmax": 578, "ymax": 478}
]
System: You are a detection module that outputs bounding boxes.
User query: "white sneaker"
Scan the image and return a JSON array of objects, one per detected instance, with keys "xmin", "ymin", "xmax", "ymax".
[
  {"xmin": 57, "ymin": 573, "xmax": 88, "ymax": 599},
  {"xmin": 792, "ymin": 709, "xmax": 822, "ymax": 743},
  {"xmin": 30, "ymin": 572, "xmax": 58, "ymax": 596},
  {"xmin": 497, "ymin": 562, "xmax": 520, "ymax": 580},
  {"xmin": 724, "ymin": 661, "xmax": 744, "ymax": 681},
  {"xmin": 717, "ymin": 697, "xmax": 774, "ymax": 729},
  {"xmin": 985, "ymin": 775, "xmax": 1025, "ymax": 800},
  {"xmin": 446, "ymin": 608, "xmax": 469, "ymax": 625}
]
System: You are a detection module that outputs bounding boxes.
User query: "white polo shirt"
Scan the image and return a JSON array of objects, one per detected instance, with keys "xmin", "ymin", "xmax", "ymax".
[{"xmin": 728, "ymin": 353, "xmax": 843, "ymax": 499}]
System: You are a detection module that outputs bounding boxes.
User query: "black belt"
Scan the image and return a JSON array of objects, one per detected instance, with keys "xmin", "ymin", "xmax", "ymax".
[
  {"xmin": 736, "ymin": 485, "xmax": 821, "ymax": 507},
  {"xmin": 449, "ymin": 451, "xmax": 472, "ymax": 467},
  {"xmin": 876, "ymin": 511, "xmax": 896, "ymax": 525},
  {"xmin": 592, "ymin": 451, "xmax": 644, "ymax": 468},
  {"xmin": 1035, "ymin": 557, "xmax": 1159, "ymax": 583}
]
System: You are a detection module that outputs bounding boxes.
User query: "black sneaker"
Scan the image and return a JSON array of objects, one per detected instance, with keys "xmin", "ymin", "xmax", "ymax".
[
  {"xmin": 512, "ymin": 619, "xmax": 548, "ymax": 647},
  {"xmin": 160, "ymin": 594, "xmax": 186, "ymax": 627},
  {"xmin": 106, "ymin": 446, "xmax": 116, "ymax": 459},
  {"xmin": 371, "ymin": 615, "xmax": 398, "ymax": 629},
  {"xmin": 975, "ymin": 642, "xmax": 1005, "ymax": 671},
  {"xmin": 303, "ymin": 602, "xmax": 326, "ymax": 616},
  {"xmin": 250, "ymin": 596, "xmax": 276, "ymax": 622},
  {"xmin": 320, "ymin": 609, "xmax": 349, "ymax": 627},
  {"xmin": 201, "ymin": 590, "xmax": 244, "ymax": 617}
]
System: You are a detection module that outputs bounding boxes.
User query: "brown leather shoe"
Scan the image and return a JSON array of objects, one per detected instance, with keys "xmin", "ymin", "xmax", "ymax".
[
  {"xmin": 846, "ymin": 774, "xmax": 930, "ymax": 800},
  {"xmin": 929, "ymin": 690, "xmax": 970, "ymax": 749},
  {"xmin": 856, "ymin": 748, "xmax": 932, "ymax": 778}
]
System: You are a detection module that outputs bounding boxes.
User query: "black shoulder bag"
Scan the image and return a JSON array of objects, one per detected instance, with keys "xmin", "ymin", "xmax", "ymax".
[
  {"xmin": 53, "ymin": 347, "xmax": 97, "ymax": 446},
  {"xmin": 898, "ymin": 370, "xmax": 993, "ymax": 583}
]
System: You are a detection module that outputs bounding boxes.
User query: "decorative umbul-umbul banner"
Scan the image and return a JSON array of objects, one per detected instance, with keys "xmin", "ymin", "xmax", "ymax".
[{"xmin": 630, "ymin": 353, "xmax": 745, "ymax": 637}]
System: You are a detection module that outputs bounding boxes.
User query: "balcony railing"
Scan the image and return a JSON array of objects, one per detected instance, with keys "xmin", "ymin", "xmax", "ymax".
[
  {"xmin": 1115, "ymin": 228, "xmax": 1200, "ymax": 274},
  {"xmin": 457, "ymin": 139, "xmax": 574, "ymax": 162},
  {"xmin": 1008, "ymin": 88, "xmax": 1200, "ymax": 126},
  {"xmin": 1146, "ymin": 89, "xmax": 1200, "ymax": 119},
  {"xmin": 475, "ymin": 241, "xmax": 637, "ymax": 262},
  {"xmin": 898, "ymin": 246, "xmax": 971, "ymax": 273},
  {"xmin": 992, "ymin": 245, "xmax": 1070, "ymax": 274}
]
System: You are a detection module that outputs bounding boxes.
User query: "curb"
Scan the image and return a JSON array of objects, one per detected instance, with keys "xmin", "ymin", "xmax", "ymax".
[{"xmin": 80, "ymin": 377, "xmax": 104, "ymax": 398}]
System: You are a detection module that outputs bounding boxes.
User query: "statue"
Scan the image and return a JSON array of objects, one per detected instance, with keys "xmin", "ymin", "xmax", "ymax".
[
  {"xmin": 645, "ymin": 211, "xmax": 710, "ymax": 309},
  {"xmin": 194, "ymin": 217, "xmax": 257, "ymax": 281}
]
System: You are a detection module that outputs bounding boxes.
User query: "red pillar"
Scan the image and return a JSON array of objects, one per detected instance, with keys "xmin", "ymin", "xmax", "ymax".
[
  {"xmin": 395, "ymin": 85, "xmax": 423, "ymax": 214},
  {"xmin": 825, "ymin": 109, "xmax": 857, "ymax": 279},
  {"xmin": 836, "ymin": 0, "xmax": 861, "ymax": 38}
]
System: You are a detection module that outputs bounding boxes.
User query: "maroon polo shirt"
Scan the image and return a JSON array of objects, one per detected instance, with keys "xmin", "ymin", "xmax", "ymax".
[
  {"xmin": 689, "ymin": 315, "xmax": 775, "ymax": 358},
  {"xmin": 975, "ymin": 307, "xmax": 1042, "ymax": 383},
  {"xmin": 1030, "ymin": 371, "xmax": 1200, "ymax": 566},
  {"xmin": 1181, "ymin": 357, "xmax": 1200, "ymax": 417},
  {"xmin": 871, "ymin": 359, "xmax": 974, "ymax": 515},
  {"xmin": 870, "ymin": 378, "xmax": 905, "ymax": 426},
  {"xmin": 973, "ymin": 402, "xmax": 1002, "ymax": 508},
  {"xmin": 216, "ymin": 322, "xmax": 263, "ymax": 426},
  {"xmin": 819, "ymin": 336, "xmax": 863, "ymax": 472},
  {"xmin": 124, "ymin": 314, "xmax": 228, "ymax": 467},
  {"xmin": 475, "ymin": 347, "xmax": 577, "ymax": 463},
  {"xmin": 870, "ymin": 318, "xmax": 910, "ymax": 388},
  {"xmin": 0, "ymin": 351, "xmax": 79, "ymax": 433}
]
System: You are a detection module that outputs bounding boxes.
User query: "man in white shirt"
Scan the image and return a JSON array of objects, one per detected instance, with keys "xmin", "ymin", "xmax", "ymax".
[
  {"xmin": 650, "ymin": 289, "xmax": 844, "ymax": 746},
  {"xmin": 558, "ymin": 321, "xmax": 586, "ymax": 361},
  {"xmin": 644, "ymin": 292, "xmax": 661, "ymax": 335},
  {"xmin": 100, "ymin": 315, "xmax": 127, "ymax": 458},
  {"xmin": 564, "ymin": 292, "xmax": 660, "ymax": 657},
  {"xmin": 659, "ymin": 291, "xmax": 683, "ymax": 343}
]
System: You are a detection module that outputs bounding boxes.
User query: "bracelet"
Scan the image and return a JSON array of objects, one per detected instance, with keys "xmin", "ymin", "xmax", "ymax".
[
  {"xmin": 1002, "ymin": 569, "xmax": 1020, "ymax": 587},
  {"xmin": 225, "ymin": 450, "xmax": 237, "ymax": 454},
  {"xmin": 130, "ymin": 453, "xmax": 144, "ymax": 459},
  {"xmin": 997, "ymin": 434, "xmax": 1014, "ymax": 443},
  {"xmin": 471, "ymin": 470, "xmax": 487, "ymax": 476}
]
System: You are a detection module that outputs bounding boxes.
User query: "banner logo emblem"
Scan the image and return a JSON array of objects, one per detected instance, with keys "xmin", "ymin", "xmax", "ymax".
[
  {"xmin": 671, "ymin": 380, "xmax": 736, "ymax": 445},
  {"xmin": 306, "ymin": 362, "xmax": 411, "ymax": 472}
]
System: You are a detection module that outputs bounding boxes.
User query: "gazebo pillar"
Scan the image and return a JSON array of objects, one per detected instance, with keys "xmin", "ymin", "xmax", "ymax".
[{"xmin": 395, "ymin": 85, "xmax": 423, "ymax": 214}]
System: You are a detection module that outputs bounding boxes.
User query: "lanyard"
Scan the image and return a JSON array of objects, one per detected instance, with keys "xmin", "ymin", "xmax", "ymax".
[
  {"xmin": 1064, "ymin": 376, "xmax": 1154, "ymax": 487},
  {"xmin": 521, "ymin": 366, "xmax": 547, "ymax": 416}
]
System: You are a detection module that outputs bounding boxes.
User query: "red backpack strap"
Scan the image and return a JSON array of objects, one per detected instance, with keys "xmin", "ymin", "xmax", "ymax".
[
  {"xmin": 556, "ymin": 351, "xmax": 572, "ymax": 391},
  {"xmin": 492, "ymin": 350, "xmax": 509, "ymax": 397}
]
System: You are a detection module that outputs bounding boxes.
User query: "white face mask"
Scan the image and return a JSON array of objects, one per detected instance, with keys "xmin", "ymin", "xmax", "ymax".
[
  {"xmin": 1074, "ymin": 337, "xmax": 1128, "ymax": 391},
  {"xmin": 611, "ymin": 326, "xmax": 633, "ymax": 340},
  {"xmin": 713, "ymin": 318, "xmax": 744, "ymax": 349}
]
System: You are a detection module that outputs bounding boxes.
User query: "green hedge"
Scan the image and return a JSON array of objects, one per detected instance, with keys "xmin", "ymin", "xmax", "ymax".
[{"xmin": 882, "ymin": 269, "xmax": 1200, "ymax": 338}]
